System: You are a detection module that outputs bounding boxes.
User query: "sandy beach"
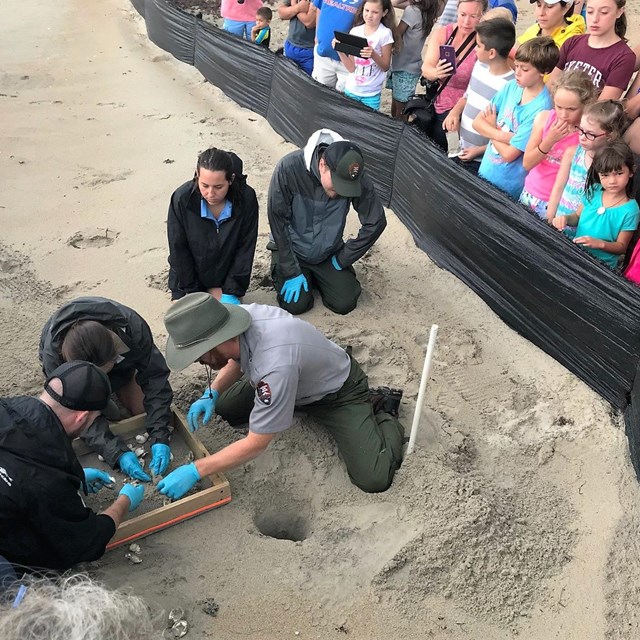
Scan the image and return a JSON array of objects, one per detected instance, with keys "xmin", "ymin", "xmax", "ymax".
[{"xmin": 2, "ymin": 0, "xmax": 640, "ymax": 637}]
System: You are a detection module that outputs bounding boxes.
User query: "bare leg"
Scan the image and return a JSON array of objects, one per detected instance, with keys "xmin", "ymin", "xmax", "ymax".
[{"xmin": 116, "ymin": 375, "xmax": 146, "ymax": 416}]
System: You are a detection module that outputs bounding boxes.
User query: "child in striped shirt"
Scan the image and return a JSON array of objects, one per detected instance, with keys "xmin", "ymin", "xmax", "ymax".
[{"xmin": 442, "ymin": 18, "xmax": 515, "ymax": 173}]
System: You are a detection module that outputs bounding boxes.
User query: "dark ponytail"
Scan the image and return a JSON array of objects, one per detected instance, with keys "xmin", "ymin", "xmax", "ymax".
[
  {"xmin": 195, "ymin": 147, "xmax": 241, "ymax": 203},
  {"xmin": 61, "ymin": 321, "xmax": 117, "ymax": 367},
  {"xmin": 614, "ymin": 12, "xmax": 627, "ymax": 39}
]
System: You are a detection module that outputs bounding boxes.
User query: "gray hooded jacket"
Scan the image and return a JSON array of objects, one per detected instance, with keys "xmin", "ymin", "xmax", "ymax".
[{"xmin": 267, "ymin": 129, "xmax": 387, "ymax": 279}]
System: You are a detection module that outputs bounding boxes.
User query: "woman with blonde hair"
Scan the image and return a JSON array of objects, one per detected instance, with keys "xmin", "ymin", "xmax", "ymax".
[{"xmin": 421, "ymin": 0, "xmax": 486, "ymax": 151}]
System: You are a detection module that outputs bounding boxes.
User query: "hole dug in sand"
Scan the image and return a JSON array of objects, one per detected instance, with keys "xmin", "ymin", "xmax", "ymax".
[{"xmin": 254, "ymin": 497, "xmax": 313, "ymax": 542}]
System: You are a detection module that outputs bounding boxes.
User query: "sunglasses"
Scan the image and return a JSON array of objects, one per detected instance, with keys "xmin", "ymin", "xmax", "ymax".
[{"xmin": 577, "ymin": 127, "xmax": 607, "ymax": 141}]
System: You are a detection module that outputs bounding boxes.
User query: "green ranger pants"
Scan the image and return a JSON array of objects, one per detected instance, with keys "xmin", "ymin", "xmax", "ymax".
[
  {"xmin": 216, "ymin": 357, "xmax": 404, "ymax": 493},
  {"xmin": 270, "ymin": 250, "xmax": 362, "ymax": 316}
]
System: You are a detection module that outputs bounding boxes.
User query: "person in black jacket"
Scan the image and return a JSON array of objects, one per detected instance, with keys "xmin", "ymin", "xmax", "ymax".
[
  {"xmin": 268, "ymin": 129, "xmax": 387, "ymax": 315},
  {"xmin": 168, "ymin": 148, "xmax": 259, "ymax": 304},
  {"xmin": 39, "ymin": 297, "xmax": 174, "ymax": 480},
  {"xmin": 0, "ymin": 361, "xmax": 144, "ymax": 573}
]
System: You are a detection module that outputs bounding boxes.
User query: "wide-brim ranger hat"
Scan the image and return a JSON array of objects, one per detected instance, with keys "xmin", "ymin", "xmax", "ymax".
[
  {"xmin": 323, "ymin": 141, "xmax": 365, "ymax": 198},
  {"xmin": 164, "ymin": 293, "xmax": 251, "ymax": 371}
]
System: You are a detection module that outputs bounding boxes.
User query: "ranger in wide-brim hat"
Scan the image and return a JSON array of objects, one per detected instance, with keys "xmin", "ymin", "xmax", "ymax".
[
  {"xmin": 158, "ymin": 294, "xmax": 406, "ymax": 501},
  {"xmin": 164, "ymin": 292, "xmax": 252, "ymax": 372}
]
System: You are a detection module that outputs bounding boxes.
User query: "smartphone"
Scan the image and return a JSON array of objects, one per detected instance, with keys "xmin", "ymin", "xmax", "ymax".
[
  {"xmin": 446, "ymin": 130, "xmax": 461, "ymax": 158},
  {"xmin": 439, "ymin": 44, "xmax": 457, "ymax": 74}
]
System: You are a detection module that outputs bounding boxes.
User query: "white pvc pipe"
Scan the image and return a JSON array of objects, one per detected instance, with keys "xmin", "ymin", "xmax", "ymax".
[{"xmin": 406, "ymin": 324, "xmax": 439, "ymax": 455}]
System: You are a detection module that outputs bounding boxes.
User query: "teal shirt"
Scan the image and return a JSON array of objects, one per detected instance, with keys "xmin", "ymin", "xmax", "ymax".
[
  {"xmin": 574, "ymin": 185, "xmax": 640, "ymax": 268},
  {"xmin": 478, "ymin": 80, "xmax": 553, "ymax": 200}
]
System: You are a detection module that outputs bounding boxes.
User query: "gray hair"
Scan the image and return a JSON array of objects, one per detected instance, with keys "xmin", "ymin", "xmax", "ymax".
[{"xmin": 0, "ymin": 575, "xmax": 156, "ymax": 640}]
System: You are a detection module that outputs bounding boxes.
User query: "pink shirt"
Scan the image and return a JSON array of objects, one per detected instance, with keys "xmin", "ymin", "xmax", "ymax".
[
  {"xmin": 221, "ymin": 0, "xmax": 263, "ymax": 22},
  {"xmin": 523, "ymin": 110, "xmax": 579, "ymax": 202},
  {"xmin": 435, "ymin": 24, "xmax": 477, "ymax": 115}
]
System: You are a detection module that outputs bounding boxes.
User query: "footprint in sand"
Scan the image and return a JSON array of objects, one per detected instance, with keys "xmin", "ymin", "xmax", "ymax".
[
  {"xmin": 331, "ymin": 327, "xmax": 411, "ymax": 388},
  {"xmin": 0, "ymin": 71, "xmax": 55, "ymax": 90},
  {"xmin": 433, "ymin": 327, "xmax": 483, "ymax": 367},
  {"xmin": 0, "ymin": 258, "xmax": 21, "ymax": 275},
  {"xmin": 146, "ymin": 267, "xmax": 169, "ymax": 292},
  {"xmin": 67, "ymin": 229, "xmax": 119, "ymax": 249},
  {"xmin": 77, "ymin": 170, "xmax": 131, "ymax": 188}
]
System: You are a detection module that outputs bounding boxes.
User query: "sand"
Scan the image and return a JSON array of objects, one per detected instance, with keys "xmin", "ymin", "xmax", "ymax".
[{"xmin": 2, "ymin": 0, "xmax": 640, "ymax": 637}]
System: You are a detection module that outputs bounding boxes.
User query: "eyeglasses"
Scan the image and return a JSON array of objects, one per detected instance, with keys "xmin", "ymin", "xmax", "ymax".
[{"xmin": 577, "ymin": 127, "xmax": 607, "ymax": 141}]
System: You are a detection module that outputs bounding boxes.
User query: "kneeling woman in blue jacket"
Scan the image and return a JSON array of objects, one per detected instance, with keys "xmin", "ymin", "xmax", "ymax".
[{"xmin": 167, "ymin": 148, "xmax": 259, "ymax": 304}]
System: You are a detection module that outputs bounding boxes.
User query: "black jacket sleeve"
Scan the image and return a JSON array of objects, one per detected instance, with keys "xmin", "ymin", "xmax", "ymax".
[
  {"xmin": 136, "ymin": 343, "xmax": 173, "ymax": 446},
  {"xmin": 80, "ymin": 415, "xmax": 129, "ymax": 468},
  {"xmin": 222, "ymin": 185, "xmax": 260, "ymax": 297},
  {"xmin": 267, "ymin": 159, "xmax": 302, "ymax": 280},
  {"xmin": 125, "ymin": 316, "xmax": 173, "ymax": 445},
  {"xmin": 27, "ymin": 474, "xmax": 116, "ymax": 570},
  {"xmin": 168, "ymin": 186, "xmax": 202, "ymax": 297},
  {"xmin": 335, "ymin": 171, "xmax": 387, "ymax": 268}
]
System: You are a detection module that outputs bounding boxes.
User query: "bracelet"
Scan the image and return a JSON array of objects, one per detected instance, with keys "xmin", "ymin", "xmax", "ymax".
[{"xmin": 537, "ymin": 144, "xmax": 549, "ymax": 155}]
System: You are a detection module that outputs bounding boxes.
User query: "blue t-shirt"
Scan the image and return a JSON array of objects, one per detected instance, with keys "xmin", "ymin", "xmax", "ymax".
[
  {"xmin": 478, "ymin": 80, "xmax": 552, "ymax": 200},
  {"xmin": 490, "ymin": 0, "xmax": 517, "ymax": 22},
  {"xmin": 313, "ymin": 0, "xmax": 362, "ymax": 60},
  {"xmin": 574, "ymin": 185, "xmax": 640, "ymax": 268}
]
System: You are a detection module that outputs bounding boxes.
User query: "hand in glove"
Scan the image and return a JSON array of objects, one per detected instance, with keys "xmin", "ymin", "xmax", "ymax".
[
  {"xmin": 149, "ymin": 443, "xmax": 171, "ymax": 476},
  {"xmin": 83, "ymin": 468, "xmax": 113, "ymax": 494},
  {"xmin": 279, "ymin": 274, "xmax": 308, "ymax": 304},
  {"xmin": 220, "ymin": 293, "xmax": 241, "ymax": 305},
  {"xmin": 118, "ymin": 451, "xmax": 151, "ymax": 482},
  {"xmin": 119, "ymin": 483, "xmax": 145, "ymax": 512},
  {"xmin": 331, "ymin": 256, "xmax": 343, "ymax": 271},
  {"xmin": 187, "ymin": 389, "xmax": 219, "ymax": 433},
  {"xmin": 157, "ymin": 463, "xmax": 201, "ymax": 500}
]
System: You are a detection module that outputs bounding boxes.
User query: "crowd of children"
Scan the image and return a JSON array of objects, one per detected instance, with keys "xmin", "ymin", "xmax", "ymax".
[{"xmin": 222, "ymin": 0, "xmax": 640, "ymax": 277}]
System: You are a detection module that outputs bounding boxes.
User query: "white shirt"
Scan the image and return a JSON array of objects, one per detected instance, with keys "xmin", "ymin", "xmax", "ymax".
[{"xmin": 345, "ymin": 23, "xmax": 394, "ymax": 97}]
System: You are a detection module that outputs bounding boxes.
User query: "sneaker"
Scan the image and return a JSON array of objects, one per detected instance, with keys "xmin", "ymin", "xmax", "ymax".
[{"xmin": 369, "ymin": 386, "xmax": 403, "ymax": 417}]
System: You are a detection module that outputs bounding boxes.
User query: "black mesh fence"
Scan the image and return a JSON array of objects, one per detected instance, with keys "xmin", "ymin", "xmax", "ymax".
[{"xmin": 129, "ymin": 0, "xmax": 640, "ymax": 477}]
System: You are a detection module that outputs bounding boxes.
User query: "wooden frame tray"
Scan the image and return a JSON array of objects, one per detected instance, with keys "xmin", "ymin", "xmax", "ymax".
[{"xmin": 73, "ymin": 406, "xmax": 231, "ymax": 550}]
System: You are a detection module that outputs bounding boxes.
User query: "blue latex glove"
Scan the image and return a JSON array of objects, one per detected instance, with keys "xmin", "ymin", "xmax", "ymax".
[
  {"xmin": 118, "ymin": 451, "xmax": 151, "ymax": 482},
  {"xmin": 157, "ymin": 463, "xmax": 201, "ymax": 500},
  {"xmin": 119, "ymin": 483, "xmax": 145, "ymax": 512},
  {"xmin": 220, "ymin": 293, "xmax": 241, "ymax": 305},
  {"xmin": 280, "ymin": 274, "xmax": 309, "ymax": 304},
  {"xmin": 187, "ymin": 389, "xmax": 219, "ymax": 433},
  {"xmin": 331, "ymin": 256, "xmax": 343, "ymax": 271},
  {"xmin": 149, "ymin": 443, "xmax": 171, "ymax": 476},
  {"xmin": 83, "ymin": 468, "xmax": 113, "ymax": 494}
]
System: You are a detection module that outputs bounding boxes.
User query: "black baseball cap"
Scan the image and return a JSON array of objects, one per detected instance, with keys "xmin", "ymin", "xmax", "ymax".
[
  {"xmin": 44, "ymin": 361, "xmax": 112, "ymax": 412},
  {"xmin": 323, "ymin": 141, "xmax": 365, "ymax": 198}
]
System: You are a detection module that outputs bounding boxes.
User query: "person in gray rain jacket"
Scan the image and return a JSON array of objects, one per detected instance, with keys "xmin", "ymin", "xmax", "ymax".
[{"xmin": 267, "ymin": 129, "xmax": 387, "ymax": 315}]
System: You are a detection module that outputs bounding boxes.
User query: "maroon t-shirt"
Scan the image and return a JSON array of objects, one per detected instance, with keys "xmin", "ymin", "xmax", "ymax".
[{"xmin": 556, "ymin": 34, "xmax": 635, "ymax": 91}]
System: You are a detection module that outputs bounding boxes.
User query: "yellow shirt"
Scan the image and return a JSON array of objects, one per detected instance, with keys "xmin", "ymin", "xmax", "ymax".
[{"xmin": 518, "ymin": 14, "xmax": 586, "ymax": 48}]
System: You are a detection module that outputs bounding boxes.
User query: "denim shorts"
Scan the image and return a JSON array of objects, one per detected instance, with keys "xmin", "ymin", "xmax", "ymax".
[
  {"xmin": 385, "ymin": 71, "xmax": 420, "ymax": 103},
  {"xmin": 222, "ymin": 18, "xmax": 255, "ymax": 40}
]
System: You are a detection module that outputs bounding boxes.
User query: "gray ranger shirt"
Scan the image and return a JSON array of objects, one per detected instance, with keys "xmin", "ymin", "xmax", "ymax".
[{"xmin": 238, "ymin": 304, "xmax": 351, "ymax": 434}]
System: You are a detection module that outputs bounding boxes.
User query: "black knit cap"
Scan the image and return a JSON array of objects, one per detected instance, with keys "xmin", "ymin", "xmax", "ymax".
[{"xmin": 44, "ymin": 361, "xmax": 112, "ymax": 412}]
